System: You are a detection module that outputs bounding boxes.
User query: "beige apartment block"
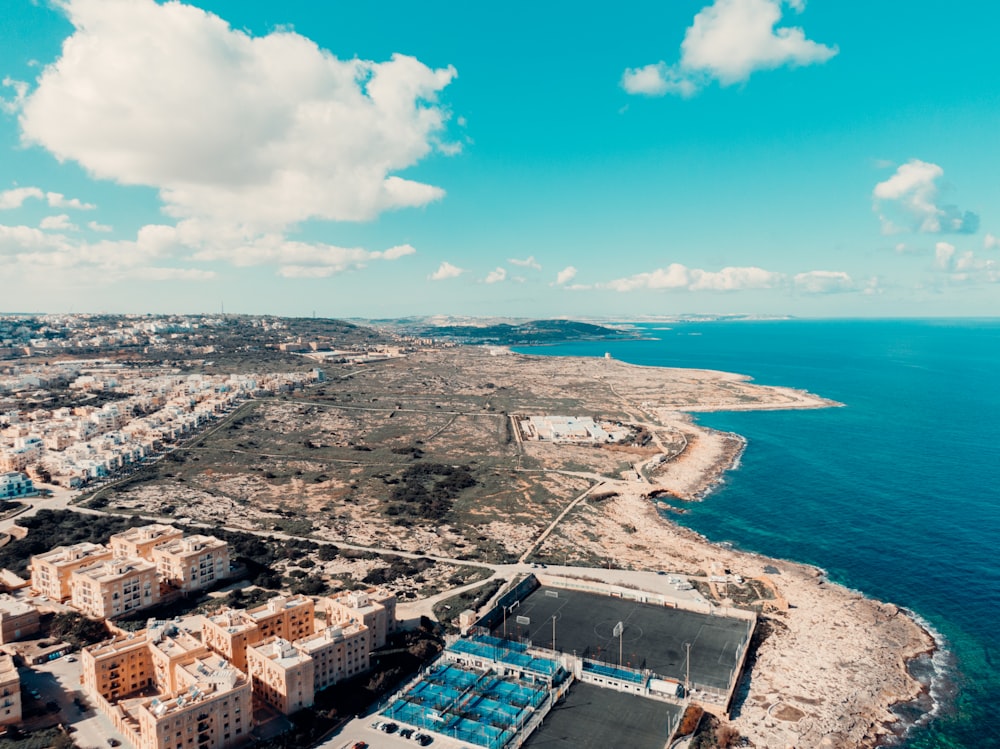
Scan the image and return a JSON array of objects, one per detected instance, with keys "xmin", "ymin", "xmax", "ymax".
[
  {"xmin": 116, "ymin": 659, "xmax": 250, "ymax": 749},
  {"xmin": 202, "ymin": 595, "xmax": 314, "ymax": 672},
  {"xmin": 246, "ymin": 595, "xmax": 314, "ymax": 643},
  {"xmin": 0, "ymin": 593, "xmax": 39, "ymax": 643},
  {"xmin": 110, "ymin": 525, "xmax": 184, "ymax": 561},
  {"xmin": 83, "ymin": 623, "xmax": 251, "ymax": 749},
  {"xmin": 152, "ymin": 536, "xmax": 230, "ymax": 594},
  {"xmin": 71, "ymin": 557, "xmax": 160, "ymax": 620},
  {"xmin": 0, "ymin": 653, "xmax": 20, "ymax": 727},
  {"xmin": 294, "ymin": 621, "xmax": 369, "ymax": 691},
  {"xmin": 246, "ymin": 637, "xmax": 314, "ymax": 715},
  {"xmin": 322, "ymin": 588, "xmax": 397, "ymax": 649},
  {"xmin": 31, "ymin": 542, "xmax": 114, "ymax": 602},
  {"xmin": 83, "ymin": 631, "xmax": 155, "ymax": 702},
  {"xmin": 148, "ymin": 625, "xmax": 211, "ymax": 695}
]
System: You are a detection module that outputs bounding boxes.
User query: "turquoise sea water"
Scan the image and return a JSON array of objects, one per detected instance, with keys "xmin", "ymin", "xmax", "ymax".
[{"xmin": 514, "ymin": 319, "xmax": 1000, "ymax": 749}]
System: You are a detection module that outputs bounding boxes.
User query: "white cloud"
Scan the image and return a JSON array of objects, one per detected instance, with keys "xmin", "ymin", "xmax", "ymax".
[
  {"xmin": 873, "ymin": 160, "xmax": 978, "ymax": 234},
  {"xmin": 21, "ymin": 0, "xmax": 456, "ymax": 230},
  {"xmin": 429, "ymin": 261, "xmax": 464, "ymax": 281},
  {"xmin": 0, "ymin": 215, "xmax": 412, "ymax": 283},
  {"xmin": 372, "ymin": 244, "xmax": 417, "ymax": 261},
  {"xmin": 985, "ymin": 233, "xmax": 999, "ymax": 250},
  {"xmin": 87, "ymin": 220, "xmax": 113, "ymax": 232},
  {"xmin": 689, "ymin": 265, "xmax": 783, "ymax": 291},
  {"xmin": 935, "ymin": 241, "xmax": 956, "ymax": 269},
  {"xmin": 604, "ymin": 263, "xmax": 781, "ymax": 292},
  {"xmin": 0, "ymin": 220, "xmax": 210, "ymax": 283},
  {"xmin": 484, "ymin": 267, "xmax": 507, "ymax": 284},
  {"xmin": 508, "ymin": 255, "xmax": 541, "ymax": 270},
  {"xmin": 0, "ymin": 186, "xmax": 95, "ymax": 210},
  {"xmin": 930, "ymin": 241, "xmax": 999, "ymax": 283},
  {"xmin": 131, "ymin": 267, "xmax": 216, "ymax": 281},
  {"xmin": 6, "ymin": 0, "xmax": 456, "ymax": 283},
  {"xmin": 554, "ymin": 266, "xmax": 578, "ymax": 285},
  {"xmin": 596, "ymin": 263, "xmax": 862, "ymax": 294},
  {"xmin": 621, "ymin": 64, "xmax": 698, "ymax": 98},
  {"xmin": 40, "ymin": 214, "xmax": 77, "ymax": 231},
  {"xmin": 0, "ymin": 187, "xmax": 44, "ymax": 210},
  {"xmin": 792, "ymin": 270, "xmax": 855, "ymax": 294},
  {"xmin": 0, "ymin": 77, "xmax": 28, "ymax": 114},
  {"xmin": 622, "ymin": 0, "xmax": 837, "ymax": 97},
  {"xmin": 46, "ymin": 192, "xmax": 95, "ymax": 210},
  {"xmin": 190, "ymin": 231, "xmax": 414, "ymax": 277}
]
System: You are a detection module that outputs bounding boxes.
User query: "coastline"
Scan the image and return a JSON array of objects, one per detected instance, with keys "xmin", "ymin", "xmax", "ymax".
[
  {"xmin": 538, "ymin": 481, "xmax": 936, "ymax": 748},
  {"xmin": 505, "ymin": 350, "xmax": 937, "ymax": 747}
]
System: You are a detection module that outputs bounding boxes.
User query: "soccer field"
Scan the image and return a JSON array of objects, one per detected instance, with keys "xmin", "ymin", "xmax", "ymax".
[{"xmin": 490, "ymin": 586, "xmax": 750, "ymax": 691}]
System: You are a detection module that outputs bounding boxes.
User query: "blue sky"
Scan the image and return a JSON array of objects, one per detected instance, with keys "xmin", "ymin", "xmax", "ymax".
[{"xmin": 1, "ymin": 0, "xmax": 998, "ymax": 318}]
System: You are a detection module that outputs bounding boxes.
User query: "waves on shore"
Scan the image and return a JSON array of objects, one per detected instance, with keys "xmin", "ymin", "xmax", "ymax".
[{"xmin": 887, "ymin": 613, "xmax": 956, "ymax": 744}]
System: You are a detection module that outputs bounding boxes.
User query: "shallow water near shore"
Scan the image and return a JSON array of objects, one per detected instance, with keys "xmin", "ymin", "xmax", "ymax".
[{"xmin": 515, "ymin": 319, "xmax": 1000, "ymax": 749}]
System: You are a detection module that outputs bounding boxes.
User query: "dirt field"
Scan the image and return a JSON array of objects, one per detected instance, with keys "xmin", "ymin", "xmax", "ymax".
[{"xmin": 93, "ymin": 347, "xmax": 832, "ymax": 567}]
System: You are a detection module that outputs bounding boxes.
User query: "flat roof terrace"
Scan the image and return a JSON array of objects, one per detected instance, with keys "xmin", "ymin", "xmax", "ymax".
[{"xmin": 490, "ymin": 586, "xmax": 751, "ymax": 693}]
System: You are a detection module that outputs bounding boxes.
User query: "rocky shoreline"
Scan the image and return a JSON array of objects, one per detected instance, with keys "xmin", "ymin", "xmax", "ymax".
[{"xmin": 529, "ymin": 404, "xmax": 935, "ymax": 748}]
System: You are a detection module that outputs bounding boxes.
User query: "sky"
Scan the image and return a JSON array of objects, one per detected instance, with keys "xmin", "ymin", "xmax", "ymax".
[{"xmin": 1, "ymin": 0, "xmax": 998, "ymax": 319}]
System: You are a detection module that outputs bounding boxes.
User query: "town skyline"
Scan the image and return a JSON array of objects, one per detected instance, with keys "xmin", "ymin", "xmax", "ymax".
[{"xmin": 1, "ymin": 0, "xmax": 998, "ymax": 318}]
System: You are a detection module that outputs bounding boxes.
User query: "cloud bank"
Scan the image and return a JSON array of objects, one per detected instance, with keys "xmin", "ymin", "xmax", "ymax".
[{"xmin": 3, "ymin": 0, "xmax": 457, "ymax": 281}]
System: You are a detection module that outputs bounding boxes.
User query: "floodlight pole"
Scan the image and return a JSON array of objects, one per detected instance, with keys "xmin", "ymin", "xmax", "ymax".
[
  {"xmin": 619, "ymin": 630, "xmax": 623, "ymax": 667},
  {"xmin": 684, "ymin": 641, "xmax": 691, "ymax": 698},
  {"xmin": 551, "ymin": 615, "xmax": 557, "ymax": 652}
]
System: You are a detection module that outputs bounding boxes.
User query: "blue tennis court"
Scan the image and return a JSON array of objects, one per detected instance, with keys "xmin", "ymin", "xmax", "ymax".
[{"xmin": 382, "ymin": 657, "xmax": 553, "ymax": 749}]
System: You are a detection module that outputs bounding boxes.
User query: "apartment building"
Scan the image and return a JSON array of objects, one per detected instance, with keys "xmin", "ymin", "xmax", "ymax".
[
  {"xmin": 83, "ymin": 630, "xmax": 155, "ymax": 702},
  {"xmin": 245, "ymin": 637, "xmax": 314, "ymax": 715},
  {"xmin": 109, "ymin": 524, "xmax": 184, "ymax": 561},
  {"xmin": 70, "ymin": 557, "xmax": 161, "ymax": 619},
  {"xmin": 0, "ymin": 471, "xmax": 33, "ymax": 499},
  {"xmin": 83, "ymin": 623, "xmax": 251, "ymax": 749},
  {"xmin": 293, "ymin": 621, "xmax": 370, "ymax": 691},
  {"xmin": 31, "ymin": 542, "xmax": 114, "ymax": 601},
  {"xmin": 148, "ymin": 626, "xmax": 212, "ymax": 695},
  {"xmin": 322, "ymin": 588, "xmax": 397, "ymax": 649},
  {"xmin": 202, "ymin": 595, "xmax": 314, "ymax": 672},
  {"xmin": 0, "ymin": 653, "xmax": 20, "ymax": 727},
  {"xmin": 152, "ymin": 536, "xmax": 230, "ymax": 594},
  {"xmin": 0, "ymin": 593, "xmax": 39, "ymax": 643}
]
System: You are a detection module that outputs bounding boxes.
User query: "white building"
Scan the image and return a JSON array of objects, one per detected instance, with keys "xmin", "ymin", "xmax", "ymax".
[{"xmin": 0, "ymin": 472, "xmax": 34, "ymax": 499}]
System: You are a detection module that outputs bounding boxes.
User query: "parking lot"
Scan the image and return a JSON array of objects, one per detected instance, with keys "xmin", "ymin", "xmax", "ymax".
[{"xmin": 17, "ymin": 654, "xmax": 130, "ymax": 749}]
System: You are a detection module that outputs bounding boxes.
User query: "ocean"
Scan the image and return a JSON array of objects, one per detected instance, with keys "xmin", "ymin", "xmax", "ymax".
[{"xmin": 514, "ymin": 319, "xmax": 1000, "ymax": 749}]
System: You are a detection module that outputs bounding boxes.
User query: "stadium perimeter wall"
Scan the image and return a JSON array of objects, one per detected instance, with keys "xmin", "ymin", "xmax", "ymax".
[{"xmin": 477, "ymin": 572, "xmax": 758, "ymax": 716}]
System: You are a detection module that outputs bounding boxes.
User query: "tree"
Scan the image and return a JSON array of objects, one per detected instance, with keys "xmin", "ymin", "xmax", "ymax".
[{"xmin": 716, "ymin": 724, "xmax": 741, "ymax": 748}]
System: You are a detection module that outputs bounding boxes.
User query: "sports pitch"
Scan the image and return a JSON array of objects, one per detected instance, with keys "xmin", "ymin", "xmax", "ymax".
[
  {"xmin": 521, "ymin": 682, "xmax": 682, "ymax": 749},
  {"xmin": 490, "ymin": 586, "xmax": 751, "ymax": 691}
]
